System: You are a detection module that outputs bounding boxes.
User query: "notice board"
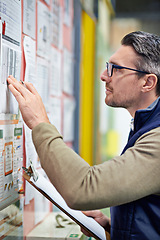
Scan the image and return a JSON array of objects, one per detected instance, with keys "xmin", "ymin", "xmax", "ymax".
[{"xmin": 0, "ymin": 0, "xmax": 75, "ymax": 225}]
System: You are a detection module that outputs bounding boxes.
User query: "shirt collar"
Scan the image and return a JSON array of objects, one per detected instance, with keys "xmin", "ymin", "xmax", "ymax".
[
  {"xmin": 137, "ymin": 96, "xmax": 160, "ymax": 113},
  {"xmin": 131, "ymin": 97, "xmax": 160, "ymax": 132}
]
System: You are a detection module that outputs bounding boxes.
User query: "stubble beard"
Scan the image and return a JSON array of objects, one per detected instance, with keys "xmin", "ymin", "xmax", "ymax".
[{"xmin": 105, "ymin": 95, "xmax": 132, "ymax": 109}]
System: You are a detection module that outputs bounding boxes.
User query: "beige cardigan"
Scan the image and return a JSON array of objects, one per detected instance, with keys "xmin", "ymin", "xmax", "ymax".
[{"xmin": 32, "ymin": 123, "xmax": 160, "ymax": 210}]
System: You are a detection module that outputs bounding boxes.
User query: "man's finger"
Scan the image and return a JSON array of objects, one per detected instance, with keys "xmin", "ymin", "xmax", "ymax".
[
  {"xmin": 7, "ymin": 76, "xmax": 39, "ymax": 98},
  {"xmin": 24, "ymin": 81, "xmax": 40, "ymax": 95},
  {"xmin": 7, "ymin": 76, "xmax": 32, "ymax": 99},
  {"xmin": 8, "ymin": 75, "xmax": 17, "ymax": 83},
  {"xmin": 82, "ymin": 210, "xmax": 98, "ymax": 218},
  {"xmin": 8, "ymin": 84, "xmax": 25, "ymax": 105},
  {"xmin": 80, "ymin": 227, "xmax": 91, "ymax": 237}
]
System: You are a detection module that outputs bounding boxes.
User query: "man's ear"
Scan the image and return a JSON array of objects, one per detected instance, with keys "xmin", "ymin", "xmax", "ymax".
[{"xmin": 142, "ymin": 74, "xmax": 158, "ymax": 93}]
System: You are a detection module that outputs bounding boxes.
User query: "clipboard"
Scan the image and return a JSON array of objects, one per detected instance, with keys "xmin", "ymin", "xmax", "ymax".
[{"xmin": 23, "ymin": 164, "xmax": 108, "ymax": 240}]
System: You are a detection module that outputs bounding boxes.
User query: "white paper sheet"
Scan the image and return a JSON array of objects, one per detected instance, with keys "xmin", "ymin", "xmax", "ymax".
[
  {"xmin": 34, "ymin": 169, "xmax": 50, "ymax": 225},
  {"xmin": 37, "ymin": 1, "xmax": 50, "ymax": 58},
  {"xmin": 50, "ymin": 47, "xmax": 62, "ymax": 96},
  {"xmin": 63, "ymin": 48, "xmax": 74, "ymax": 95},
  {"xmin": 0, "ymin": 40, "xmax": 21, "ymax": 114},
  {"xmin": 24, "ymin": 123, "xmax": 38, "ymax": 205},
  {"xmin": 23, "ymin": 36, "xmax": 36, "ymax": 84},
  {"xmin": 1, "ymin": 41, "xmax": 21, "ymax": 82},
  {"xmin": 64, "ymin": 0, "xmax": 71, "ymax": 27},
  {"xmin": 23, "ymin": 0, "xmax": 36, "ymax": 39},
  {"xmin": 24, "ymin": 124, "xmax": 37, "ymax": 169},
  {"xmin": 36, "ymin": 57, "xmax": 49, "ymax": 111},
  {"xmin": 0, "ymin": 0, "xmax": 21, "ymax": 46},
  {"xmin": 0, "ymin": 17, "xmax": 2, "ymax": 68},
  {"xmin": 0, "ymin": 0, "xmax": 21, "ymax": 114},
  {"xmin": 25, "ymin": 180, "xmax": 34, "ymax": 205},
  {"xmin": 51, "ymin": 0, "xmax": 63, "ymax": 49},
  {"xmin": 48, "ymin": 97, "xmax": 61, "ymax": 134},
  {"xmin": 63, "ymin": 97, "xmax": 76, "ymax": 142},
  {"xmin": 30, "ymin": 171, "xmax": 106, "ymax": 240},
  {"xmin": 0, "ymin": 83, "xmax": 8, "ymax": 114}
]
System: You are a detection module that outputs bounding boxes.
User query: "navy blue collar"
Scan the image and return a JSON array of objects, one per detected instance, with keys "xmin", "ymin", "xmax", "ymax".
[
  {"xmin": 122, "ymin": 97, "xmax": 160, "ymax": 155},
  {"xmin": 134, "ymin": 97, "xmax": 160, "ymax": 133}
]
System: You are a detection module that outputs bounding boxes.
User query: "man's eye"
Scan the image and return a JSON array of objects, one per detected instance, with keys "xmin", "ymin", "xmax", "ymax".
[{"xmin": 114, "ymin": 68, "xmax": 120, "ymax": 72}]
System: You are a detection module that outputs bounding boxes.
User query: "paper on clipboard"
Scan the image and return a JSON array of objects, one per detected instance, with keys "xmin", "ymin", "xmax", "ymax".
[{"xmin": 23, "ymin": 170, "xmax": 107, "ymax": 240}]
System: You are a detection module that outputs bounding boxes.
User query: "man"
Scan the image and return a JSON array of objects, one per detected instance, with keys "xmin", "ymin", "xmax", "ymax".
[{"xmin": 7, "ymin": 31, "xmax": 160, "ymax": 240}]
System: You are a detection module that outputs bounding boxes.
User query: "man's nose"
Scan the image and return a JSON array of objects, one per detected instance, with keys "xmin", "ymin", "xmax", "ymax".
[{"xmin": 100, "ymin": 69, "xmax": 112, "ymax": 83}]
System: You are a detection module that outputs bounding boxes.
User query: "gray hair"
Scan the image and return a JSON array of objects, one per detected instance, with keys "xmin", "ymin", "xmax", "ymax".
[{"xmin": 121, "ymin": 31, "xmax": 160, "ymax": 96}]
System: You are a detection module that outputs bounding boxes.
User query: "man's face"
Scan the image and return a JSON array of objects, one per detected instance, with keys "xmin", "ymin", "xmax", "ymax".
[{"xmin": 101, "ymin": 45, "xmax": 144, "ymax": 115}]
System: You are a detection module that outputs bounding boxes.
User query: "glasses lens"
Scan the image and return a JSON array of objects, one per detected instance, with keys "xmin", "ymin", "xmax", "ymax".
[{"xmin": 106, "ymin": 62, "xmax": 112, "ymax": 77}]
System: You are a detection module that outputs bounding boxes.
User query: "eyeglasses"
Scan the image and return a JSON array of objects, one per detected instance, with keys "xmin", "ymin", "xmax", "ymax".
[{"xmin": 106, "ymin": 62, "xmax": 150, "ymax": 77}]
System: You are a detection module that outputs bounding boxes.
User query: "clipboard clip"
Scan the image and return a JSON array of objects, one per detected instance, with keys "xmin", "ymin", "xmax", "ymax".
[{"xmin": 22, "ymin": 159, "xmax": 38, "ymax": 182}]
